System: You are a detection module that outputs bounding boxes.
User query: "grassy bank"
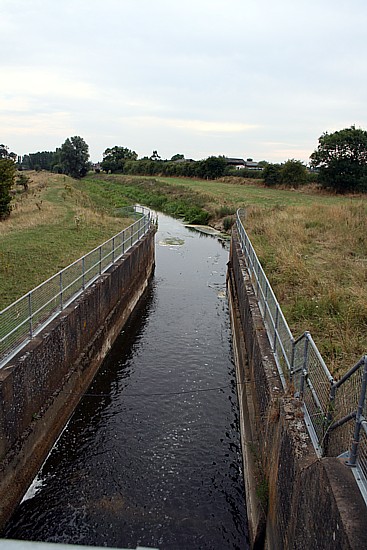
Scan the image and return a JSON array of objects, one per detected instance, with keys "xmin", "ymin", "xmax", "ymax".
[
  {"xmin": 80, "ymin": 174, "xmax": 212, "ymax": 224},
  {"xmin": 0, "ymin": 172, "xmax": 132, "ymax": 309},
  {"xmin": 1, "ymin": 171, "xmax": 366, "ymax": 374},
  {"xmin": 101, "ymin": 173, "xmax": 366, "ymax": 374},
  {"xmin": 244, "ymin": 202, "xmax": 367, "ymax": 375}
]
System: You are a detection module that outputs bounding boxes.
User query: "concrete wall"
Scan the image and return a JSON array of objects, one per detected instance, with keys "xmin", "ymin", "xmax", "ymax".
[
  {"xmin": 0, "ymin": 228, "xmax": 156, "ymax": 530},
  {"xmin": 228, "ymin": 229, "xmax": 367, "ymax": 549}
]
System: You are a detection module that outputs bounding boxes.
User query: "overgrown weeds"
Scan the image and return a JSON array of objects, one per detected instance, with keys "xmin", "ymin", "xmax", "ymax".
[
  {"xmin": 245, "ymin": 202, "xmax": 367, "ymax": 375},
  {"xmin": 82, "ymin": 174, "xmax": 211, "ymax": 224}
]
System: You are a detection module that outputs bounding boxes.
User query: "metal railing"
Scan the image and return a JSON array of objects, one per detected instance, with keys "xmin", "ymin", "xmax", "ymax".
[
  {"xmin": 0, "ymin": 206, "xmax": 153, "ymax": 369},
  {"xmin": 235, "ymin": 209, "xmax": 367, "ymax": 498}
]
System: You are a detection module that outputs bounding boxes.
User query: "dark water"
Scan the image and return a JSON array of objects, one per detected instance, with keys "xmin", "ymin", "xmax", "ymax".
[{"xmin": 4, "ymin": 214, "xmax": 249, "ymax": 549}]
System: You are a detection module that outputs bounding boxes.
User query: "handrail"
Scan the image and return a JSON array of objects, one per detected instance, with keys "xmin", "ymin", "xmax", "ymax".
[
  {"xmin": 0, "ymin": 206, "xmax": 153, "ymax": 368},
  {"xmin": 235, "ymin": 208, "xmax": 367, "ymax": 494}
]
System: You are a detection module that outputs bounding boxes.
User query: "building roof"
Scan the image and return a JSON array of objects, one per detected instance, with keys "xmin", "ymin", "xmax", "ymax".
[{"xmin": 225, "ymin": 157, "xmax": 245, "ymax": 165}]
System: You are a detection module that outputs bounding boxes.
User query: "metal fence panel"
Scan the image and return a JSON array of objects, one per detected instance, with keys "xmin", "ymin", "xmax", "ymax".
[
  {"xmin": 235, "ymin": 210, "xmax": 367, "ymax": 497},
  {"xmin": 0, "ymin": 207, "xmax": 152, "ymax": 368}
]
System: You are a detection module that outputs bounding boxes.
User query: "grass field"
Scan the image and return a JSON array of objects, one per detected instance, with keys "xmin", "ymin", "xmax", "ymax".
[
  {"xmin": 1, "ymin": 171, "xmax": 366, "ymax": 375},
  {"xmin": 0, "ymin": 172, "xmax": 132, "ymax": 309},
  {"xmin": 122, "ymin": 174, "xmax": 366, "ymax": 373}
]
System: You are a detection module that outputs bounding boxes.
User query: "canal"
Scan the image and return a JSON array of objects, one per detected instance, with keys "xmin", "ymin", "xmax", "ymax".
[{"xmin": 3, "ymin": 213, "xmax": 249, "ymax": 549}]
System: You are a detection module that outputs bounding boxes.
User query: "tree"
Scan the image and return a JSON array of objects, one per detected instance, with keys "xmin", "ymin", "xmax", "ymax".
[
  {"xmin": 0, "ymin": 144, "xmax": 17, "ymax": 162},
  {"xmin": 60, "ymin": 136, "xmax": 90, "ymax": 178},
  {"xmin": 150, "ymin": 150, "xmax": 161, "ymax": 161},
  {"xmin": 262, "ymin": 163, "xmax": 282, "ymax": 186},
  {"xmin": 310, "ymin": 126, "xmax": 367, "ymax": 192},
  {"xmin": 200, "ymin": 156, "xmax": 227, "ymax": 179},
  {"xmin": 280, "ymin": 159, "xmax": 307, "ymax": 188},
  {"xmin": 16, "ymin": 172, "xmax": 30, "ymax": 192},
  {"xmin": 262, "ymin": 160, "xmax": 307, "ymax": 187},
  {"xmin": 21, "ymin": 151, "xmax": 59, "ymax": 171},
  {"xmin": 171, "ymin": 154, "xmax": 185, "ymax": 161},
  {"xmin": 0, "ymin": 159, "xmax": 16, "ymax": 220},
  {"xmin": 101, "ymin": 146, "xmax": 137, "ymax": 173}
]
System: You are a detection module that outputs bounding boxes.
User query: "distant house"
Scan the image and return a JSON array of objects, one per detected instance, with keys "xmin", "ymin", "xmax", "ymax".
[
  {"xmin": 225, "ymin": 157, "xmax": 262, "ymax": 170},
  {"xmin": 172, "ymin": 158, "xmax": 195, "ymax": 163},
  {"xmin": 225, "ymin": 157, "xmax": 246, "ymax": 170},
  {"xmin": 244, "ymin": 158, "xmax": 261, "ymax": 170}
]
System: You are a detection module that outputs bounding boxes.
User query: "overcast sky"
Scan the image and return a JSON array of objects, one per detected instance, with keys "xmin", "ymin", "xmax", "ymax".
[{"xmin": 1, "ymin": 0, "xmax": 367, "ymax": 163}]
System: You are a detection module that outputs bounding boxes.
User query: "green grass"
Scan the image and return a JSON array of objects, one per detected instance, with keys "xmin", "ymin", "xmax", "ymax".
[
  {"xmin": 2, "ymin": 171, "xmax": 366, "ymax": 375},
  {"xmin": 152, "ymin": 175, "xmax": 348, "ymax": 208},
  {"xmin": 0, "ymin": 172, "xmax": 132, "ymax": 309},
  {"xmin": 82, "ymin": 174, "xmax": 211, "ymax": 224}
]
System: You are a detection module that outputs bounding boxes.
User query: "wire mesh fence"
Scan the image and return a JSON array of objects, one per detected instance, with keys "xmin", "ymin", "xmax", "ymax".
[
  {"xmin": 235, "ymin": 209, "xmax": 367, "ymax": 495},
  {"xmin": 0, "ymin": 206, "xmax": 153, "ymax": 368}
]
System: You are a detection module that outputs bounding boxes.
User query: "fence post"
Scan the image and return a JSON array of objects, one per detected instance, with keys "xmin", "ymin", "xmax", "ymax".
[
  {"xmin": 59, "ymin": 272, "xmax": 63, "ymax": 310},
  {"xmin": 82, "ymin": 257, "xmax": 85, "ymax": 290},
  {"xmin": 263, "ymin": 283, "xmax": 268, "ymax": 324},
  {"xmin": 299, "ymin": 334, "xmax": 309, "ymax": 398},
  {"xmin": 323, "ymin": 380, "xmax": 336, "ymax": 456},
  {"xmin": 347, "ymin": 356, "xmax": 367, "ymax": 467},
  {"xmin": 99, "ymin": 246, "xmax": 102, "ymax": 275},
  {"xmin": 290, "ymin": 337, "xmax": 296, "ymax": 375},
  {"xmin": 28, "ymin": 292, "xmax": 33, "ymax": 338},
  {"xmin": 256, "ymin": 261, "xmax": 261, "ymax": 298},
  {"xmin": 112, "ymin": 237, "xmax": 115, "ymax": 263},
  {"xmin": 273, "ymin": 307, "xmax": 279, "ymax": 353}
]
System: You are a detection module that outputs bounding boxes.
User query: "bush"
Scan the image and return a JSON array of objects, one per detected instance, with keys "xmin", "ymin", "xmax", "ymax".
[
  {"xmin": 280, "ymin": 159, "xmax": 307, "ymax": 188},
  {"xmin": 223, "ymin": 216, "xmax": 235, "ymax": 231},
  {"xmin": 263, "ymin": 163, "xmax": 282, "ymax": 186},
  {"xmin": 0, "ymin": 159, "xmax": 16, "ymax": 220},
  {"xmin": 216, "ymin": 205, "xmax": 236, "ymax": 217},
  {"xmin": 263, "ymin": 160, "xmax": 308, "ymax": 188}
]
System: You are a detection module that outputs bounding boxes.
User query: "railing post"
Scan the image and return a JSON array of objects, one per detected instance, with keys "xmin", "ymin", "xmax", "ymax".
[
  {"xmin": 59, "ymin": 272, "xmax": 63, "ymax": 310},
  {"xmin": 28, "ymin": 292, "xmax": 33, "ymax": 338},
  {"xmin": 299, "ymin": 334, "xmax": 310, "ymax": 398},
  {"xmin": 99, "ymin": 246, "xmax": 102, "ymax": 275},
  {"xmin": 112, "ymin": 237, "xmax": 115, "ymax": 263},
  {"xmin": 122, "ymin": 230, "xmax": 125, "ymax": 254},
  {"xmin": 323, "ymin": 380, "xmax": 337, "ymax": 456},
  {"xmin": 256, "ymin": 261, "xmax": 261, "ymax": 298},
  {"xmin": 273, "ymin": 307, "xmax": 279, "ymax": 352},
  {"xmin": 347, "ymin": 356, "xmax": 367, "ymax": 467},
  {"xmin": 290, "ymin": 337, "xmax": 296, "ymax": 374},
  {"xmin": 82, "ymin": 257, "xmax": 85, "ymax": 289},
  {"xmin": 263, "ymin": 283, "xmax": 268, "ymax": 324}
]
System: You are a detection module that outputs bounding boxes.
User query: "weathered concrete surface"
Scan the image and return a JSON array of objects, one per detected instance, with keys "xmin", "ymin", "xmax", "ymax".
[
  {"xmin": 228, "ymin": 228, "xmax": 367, "ymax": 549},
  {"xmin": 0, "ymin": 227, "xmax": 155, "ymax": 530}
]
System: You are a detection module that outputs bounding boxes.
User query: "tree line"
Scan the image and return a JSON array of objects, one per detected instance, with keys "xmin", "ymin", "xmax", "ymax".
[
  {"xmin": 1, "ymin": 125, "xmax": 367, "ymax": 220},
  {"xmin": 20, "ymin": 136, "xmax": 89, "ymax": 178}
]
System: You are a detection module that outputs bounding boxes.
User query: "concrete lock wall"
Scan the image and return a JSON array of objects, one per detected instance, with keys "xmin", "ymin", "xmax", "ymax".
[
  {"xmin": 0, "ymin": 227, "xmax": 156, "ymax": 530},
  {"xmin": 227, "ymin": 228, "xmax": 367, "ymax": 550}
]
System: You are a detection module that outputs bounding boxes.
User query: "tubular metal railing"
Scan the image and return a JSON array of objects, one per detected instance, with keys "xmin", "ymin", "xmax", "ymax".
[
  {"xmin": 0, "ymin": 206, "xmax": 153, "ymax": 368},
  {"xmin": 236, "ymin": 209, "xmax": 367, "ymax": 498}
]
